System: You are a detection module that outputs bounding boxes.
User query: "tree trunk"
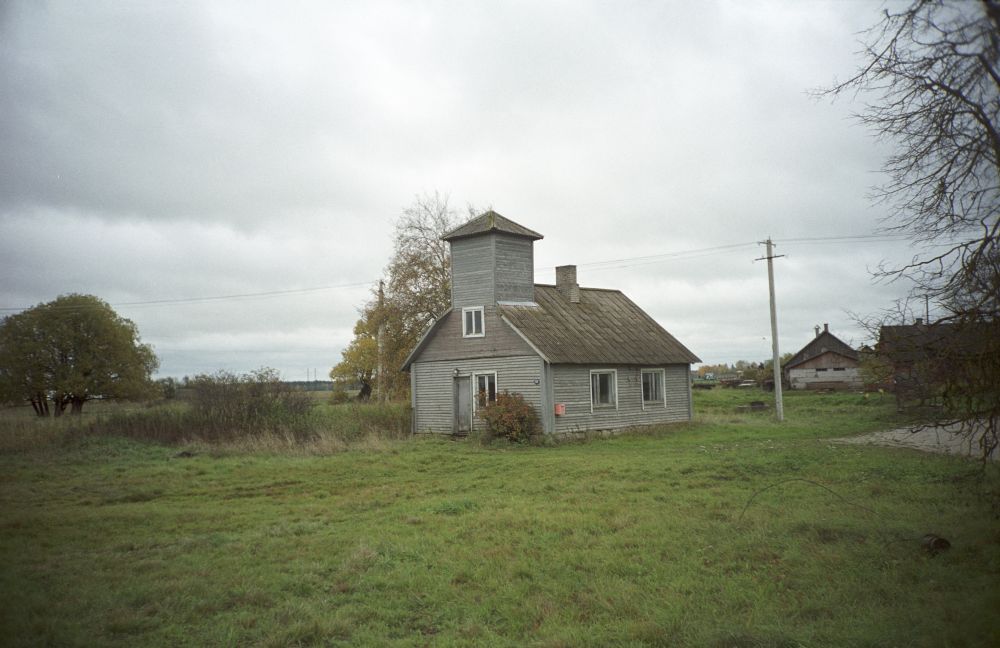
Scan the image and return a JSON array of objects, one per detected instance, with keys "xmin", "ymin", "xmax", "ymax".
[
  {"xmin": 30, "ymin": 394, "xmax": 49, "ymax": 417},
  {"xmin": 70, "ymin": 397, "xmax": 85, "ymax": 415},
  {"xmin": 356, "ymin": 381, "xmax": 372, "ymax": 402}
]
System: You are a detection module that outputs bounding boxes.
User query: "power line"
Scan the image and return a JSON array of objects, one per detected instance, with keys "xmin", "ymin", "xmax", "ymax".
[
  {"xmin": 778, "ymin": 234, "xmax": 910, "ymax": 245},
  {"xmin": 0, "ymin": 280, "xmax": 374, "ymax": 313},
  {"xmin": 575, "ymin": 241, "xmax": 760, "ymax": 268},
  {"xmin": 113, "ymin": 281, "xmax": 374, "ymax": 307},
  {"xmin": 0, "ymin": 231, "xmax": 912, "ymax": 313}
]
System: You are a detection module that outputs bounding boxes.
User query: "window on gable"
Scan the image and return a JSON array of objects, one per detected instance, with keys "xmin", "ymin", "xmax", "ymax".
[
  {"xmin": 463, "ymin": 307, "xmax": 484, "ymax": 337},
  {"xmin": 590, "ymin": 370, "xmax": 617, "ymax": 410},
  {"xmin": 642, "ymin": 369, "xmax": 664, "ymax": 406},
  {"xmin": 474, "ymin": 372, "xmax": 497, "ymax": 409}
]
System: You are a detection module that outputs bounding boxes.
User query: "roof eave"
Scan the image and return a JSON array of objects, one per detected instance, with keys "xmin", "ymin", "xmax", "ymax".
[{"xmin": 441, "ymin": 211, "xmax": 544, "ymax": 242}]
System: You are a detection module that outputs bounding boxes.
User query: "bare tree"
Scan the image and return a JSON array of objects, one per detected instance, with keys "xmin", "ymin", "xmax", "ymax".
[
  {"xmin": 823, "ymin": 0, "xmax": 999, "ymax": 461},
  {"xmin": 332, "ymin": 192, "xmax": 478, "ymax": 400},
  {"xmin": 384, "ymin": 192, "xmax": 459, "ymax": 343}
]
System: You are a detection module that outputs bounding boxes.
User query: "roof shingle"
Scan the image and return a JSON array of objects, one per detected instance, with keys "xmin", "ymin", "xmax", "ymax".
[
  {"xmin": 442, "ymin": 210, "xmax": 544, "ymax": 242},
  {"xmin": 783, "ymin": 330, "xmax": 858, "ymax": 370},
  {"xmin": 498, "ymin": 285, "xmax": 700, "ymax": 364}
]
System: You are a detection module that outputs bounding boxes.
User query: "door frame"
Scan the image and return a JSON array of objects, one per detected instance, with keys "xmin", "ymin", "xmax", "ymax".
[{"xmin": 453, "ymin": 374, "xmax": 472, "ymax": 434}]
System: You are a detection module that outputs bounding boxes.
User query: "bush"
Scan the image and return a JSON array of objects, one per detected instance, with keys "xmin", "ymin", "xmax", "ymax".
[
  {"xmin": 185, "ymin": 368, "xmax": 315, "ymax": 440},
  {"xmin": 329, "ymin": 389, "xmax": 351, "ymax": 405},
  {"xmin": 477, "ymin": 391, "xmax": 540, "ymax": 444},
  {"xmin": 95, "ymin": 368, "xmax": 316, "ymax": 444}
]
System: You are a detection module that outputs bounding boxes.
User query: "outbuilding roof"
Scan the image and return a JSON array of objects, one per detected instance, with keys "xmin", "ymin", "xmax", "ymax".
[
  {"xmin": 442, "ymin": 210, "xmax": 544, "ymax": 242},
  {"xmin": 498, "ymin": 284, "xmax": 700, "ymax": 365},
  {"xmin": 877, "ymin": 322, "xmax": 985, "ymax": 363},
  {"xmin": 783, "ymin": 329, "xmax": 858, "ymax": 370}
]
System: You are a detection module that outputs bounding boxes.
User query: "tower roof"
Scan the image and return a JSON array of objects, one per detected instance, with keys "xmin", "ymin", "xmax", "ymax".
[{"xmin": 441, "ymin": 210, "xmax": 543, "ymax": 242}]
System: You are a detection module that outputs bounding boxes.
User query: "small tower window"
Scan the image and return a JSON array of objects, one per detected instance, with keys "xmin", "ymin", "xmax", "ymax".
[{"xmin": 463, "ymin": 307, "xmax": 484, "ymax": 338}]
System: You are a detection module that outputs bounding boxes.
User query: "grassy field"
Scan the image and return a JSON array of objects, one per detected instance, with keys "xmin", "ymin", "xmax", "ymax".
[{"xmin": 1, "ymin": 389, "xmax": 998, "ymax": 647}]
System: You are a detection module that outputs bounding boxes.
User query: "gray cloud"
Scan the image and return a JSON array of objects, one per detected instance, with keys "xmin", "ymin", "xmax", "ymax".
[{"xmin": 1, "ymin": 0, "xmax": 918, "ymax": 376}]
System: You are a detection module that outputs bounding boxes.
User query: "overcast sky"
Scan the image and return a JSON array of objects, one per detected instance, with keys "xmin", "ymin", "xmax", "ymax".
[{"xmin": 1, "ymin": 0, "xmax": 933, "ymax": 379}]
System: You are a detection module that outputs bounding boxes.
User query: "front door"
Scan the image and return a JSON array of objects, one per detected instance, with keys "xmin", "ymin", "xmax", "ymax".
[{"xmin": 454, "ymin": 376, "xmax": 471, "ymax": 434}]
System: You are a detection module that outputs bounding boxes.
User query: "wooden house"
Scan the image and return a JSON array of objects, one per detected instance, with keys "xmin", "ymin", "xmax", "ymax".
[
  {"xmin": 876, "ymin": 319, "xmax": 995, "ymax": 405},
  {"xmin": 402, "ymin": 211, "xmax": 700, "ymax": 436},
  {"xmin": 782, "ymin": 324, "xmax": 861, "ymax": 390}
]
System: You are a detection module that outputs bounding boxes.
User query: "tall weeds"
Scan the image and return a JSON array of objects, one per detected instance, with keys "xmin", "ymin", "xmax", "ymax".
[
  {"xmin": 91, "ymin": 369, "xmax": 314, "ymax": 444},
  {"xmin": 186, "ymin": 369, "xmax": 315, "ymax": 441},
  {"xmin": 69, "ymin": 370, "xmax": 414, "ymax": 452}
]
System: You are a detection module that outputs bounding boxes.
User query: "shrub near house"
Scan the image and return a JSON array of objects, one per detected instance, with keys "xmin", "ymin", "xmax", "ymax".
[{"xmin": 477, "ymin": 390, "xmax": 540, "ymax": 443}]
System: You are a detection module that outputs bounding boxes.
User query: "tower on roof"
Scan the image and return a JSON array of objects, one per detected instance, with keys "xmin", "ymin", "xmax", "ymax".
[{"xmin": 442, "ymin": 210, "xmax": 543, "ymax": 307}]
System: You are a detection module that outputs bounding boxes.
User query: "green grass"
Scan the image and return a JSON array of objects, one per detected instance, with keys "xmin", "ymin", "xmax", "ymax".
[{"xmin": 1, "ymin": 390, "xmax": 998, "ymax": 647}]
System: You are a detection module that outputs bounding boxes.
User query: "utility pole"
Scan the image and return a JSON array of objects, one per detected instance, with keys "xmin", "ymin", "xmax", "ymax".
[
  {"xmin": 757, "ymin": 238, "xmax": 784, "ymax": 421},
  {"xmin": 377, "ymin": 279, "xmax": 386, "ymax": 403}
]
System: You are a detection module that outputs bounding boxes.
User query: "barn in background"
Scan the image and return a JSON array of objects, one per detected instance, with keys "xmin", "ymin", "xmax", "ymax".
[{"xmin": 783, "ymin": 324, "xmax": 861, "ymax": 390}]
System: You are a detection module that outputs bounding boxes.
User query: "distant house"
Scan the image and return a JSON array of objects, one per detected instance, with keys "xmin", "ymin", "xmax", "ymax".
[
  {"xmin": 782, "ymin": 323, "xmax": 861, "ymax": 390},
  {"xmin": 402, "ymin": 211, "xmax": 700, "ymax": 436},
  {"xmin": 878, "ymin": 319, "xmax": 947, "ymax": 405},
  {"xmin": 878, "ymin": 318, "xmax": 997, "ymax": 408}
]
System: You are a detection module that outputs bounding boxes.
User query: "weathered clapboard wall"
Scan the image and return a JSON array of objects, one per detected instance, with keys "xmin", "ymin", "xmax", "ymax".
[
  {"xmin": 450, "ymin": 235, "xmax": 494, "ymax": 307},
  {"xmin": 451, "ymin": 232, "xmax": 534, "ymax": 308},
  {"xmin": 411, "ymin": 355, "xmax": 545, "ymax": 434},
  {"xmin": 788, "ymin": 351, "xmax": 862, "ymax": 390},
  {"xmin": 550, "ymin": 364, "xmax": 691, "ymax": 434},
  {"xmin": 493, "ymin": 233, "xmax": 534, "ymax": 302},
  {"xmin": 415, "ymin": 307, "xmax": 535, "ymax": 363},
  {"xmin": 789, "ymin": 368, "xmax": 862, "ymax": 390}
]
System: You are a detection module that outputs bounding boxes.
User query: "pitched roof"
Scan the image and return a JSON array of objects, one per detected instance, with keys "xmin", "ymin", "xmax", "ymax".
[
  {"xmin": 783, "ymin": 330, "xmax": 858, "ymax": 370},
  {"xmin": 441, "ymin": 210, "xmax": 544, "ymax": 242},
  {"xmin": 878, "ymin": 322, "xmax": 989, "ymax": 363},
  {"xmin": 498, "ymin": 284, "xmax": 700, "ymax": 365}
]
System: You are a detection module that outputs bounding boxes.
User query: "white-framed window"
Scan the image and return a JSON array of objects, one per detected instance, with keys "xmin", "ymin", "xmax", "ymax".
[
  {"xmin": 641, "ymin": 369, "xmax": 665, "ymax": 408},
  {"xmin": 590, "ymin": 369, "xmax": 617, "ymax": 411},
  {"xmin": 473, "ymin": 372, "xmax": 497, "ymax": 410},
  {"xmin": 462, "ymin": 307, "xmax": 484, "ymax": 338}
]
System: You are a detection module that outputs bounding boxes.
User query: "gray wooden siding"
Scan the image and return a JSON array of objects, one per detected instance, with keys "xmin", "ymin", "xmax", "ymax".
[
  {"xmin": 550, "ymin": 364, "xmax": 691, "ymax": 434},
  {"xmin": 451, "ymin": 233, "xmax": 535, "ymax": 308},
  {"xmin": 789, "ymin": 367, "xmax": 862, "ymax": 390},
  {"xmin": 541, "ymin": 361, "xmax": 555, "ymax": 434},
  {"xmin": 412, "ymin": 355, "xmax": 545, "ymax": 434},
  {"xmin": 414, "ymin": 306, "xmax": 535, "ymax": 363},
  {"xmin": 493, "ymin": 233, "xmax": 534, "ymax": 303},
  {"xmin": 451, "ymin": 236, "xmax": 495, "ymax": 307}
]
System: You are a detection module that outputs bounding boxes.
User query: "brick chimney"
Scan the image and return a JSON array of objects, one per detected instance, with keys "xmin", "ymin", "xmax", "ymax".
[
  {"xmin": 823, "ymin": 323, "xmax": 829, "ymax": 333},
  {"xmin": 555, "ymin": 265, "xmax": 580, "ymax": 303}
]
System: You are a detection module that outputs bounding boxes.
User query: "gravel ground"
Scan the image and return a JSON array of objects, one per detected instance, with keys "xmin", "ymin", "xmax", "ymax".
[{"xmin": 833, "ymin": 422, "xmax": 998, "ymax": 461}]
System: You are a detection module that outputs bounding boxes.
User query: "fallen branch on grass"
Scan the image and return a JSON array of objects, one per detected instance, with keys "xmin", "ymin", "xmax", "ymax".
[{"xmin": 737, "ymin": 478, "xmax": 879, "ymax": 522}]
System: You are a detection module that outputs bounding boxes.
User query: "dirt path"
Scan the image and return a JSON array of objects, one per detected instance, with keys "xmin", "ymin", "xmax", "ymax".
[{"xmin": 833, "ymin": 422, "xmax": 997, "ymax": 461}]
